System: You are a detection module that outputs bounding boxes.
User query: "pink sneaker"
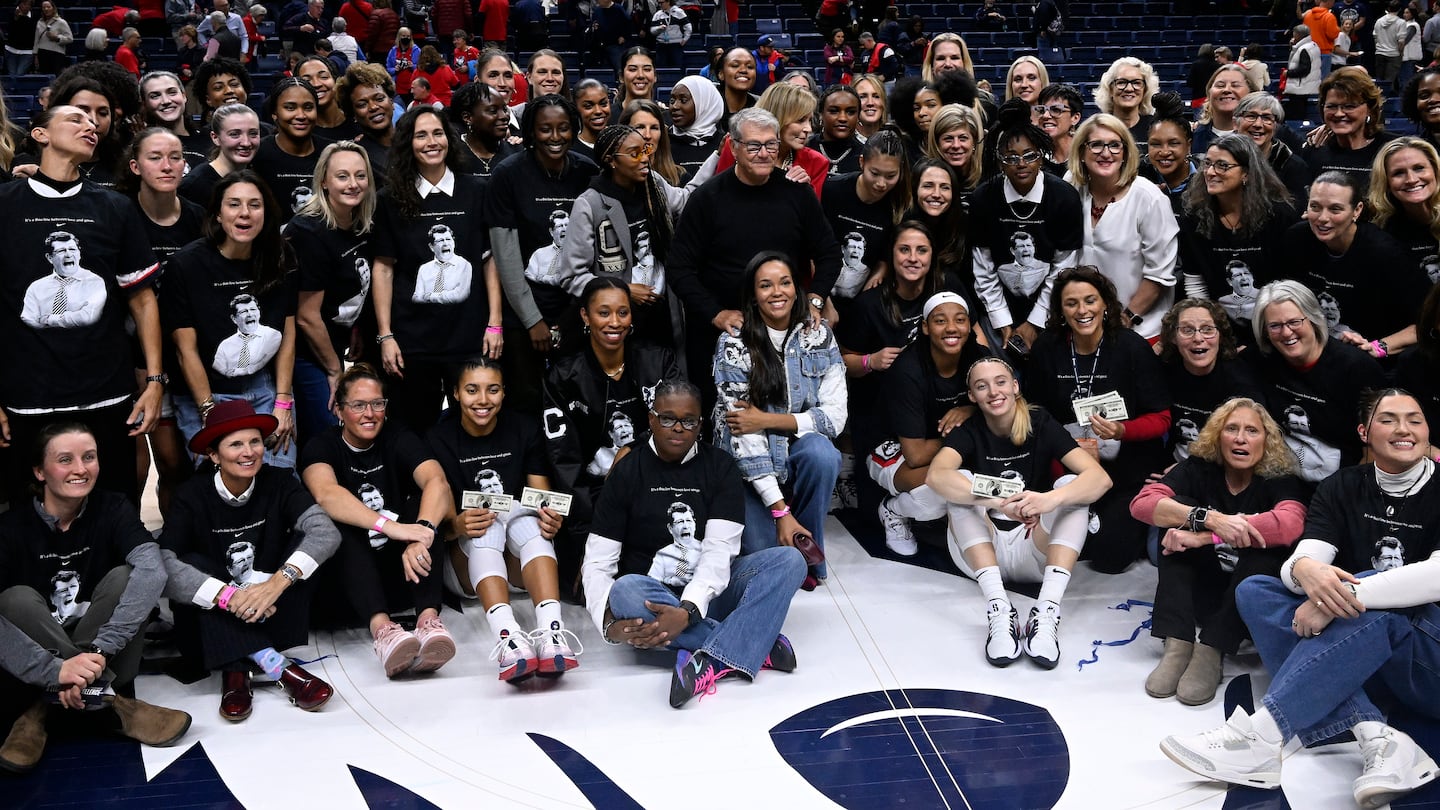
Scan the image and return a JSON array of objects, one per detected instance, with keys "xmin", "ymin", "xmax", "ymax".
[
  {"xmin": 412, "ymin": 614, "xmax": 456, "ymax": 674},
  {"xmin": 373, "ymin": 621, "xmax": 420, "ymax": 678}
]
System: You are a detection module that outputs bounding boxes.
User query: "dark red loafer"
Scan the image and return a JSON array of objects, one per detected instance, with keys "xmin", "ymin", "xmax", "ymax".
[
  {"xmin": 279, "ymin": 664, "xmax": 333, "ymax": 712},
  {"xmin": 219, "ymin": 671, "xmax": 252, "ymax": 722}
]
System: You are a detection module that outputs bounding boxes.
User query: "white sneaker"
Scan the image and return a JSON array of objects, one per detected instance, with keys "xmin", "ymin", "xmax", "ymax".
[
  {"xmin": 1353, "ymin": 726, "xmax": 1439, "ymax": 809},
  {"xmin": 488, "ymin": 629, "xmax": 539, "ymax": 682},
  {"xmin": 1159, "ymin": 708, "xmax": 1286, "ymax": 789},
  {"xmin": 878, "ymin": 500, "xmax": 917, "ymax": 556},
  {"xmin": 531, "ymin": 623, "xmax": 584, "ymax": 676},
  {"xmin": 1022, "ymin": 604, "xmax": 1061, "ymax": 669},
  {"xmin": 985, "ymin": 601, "xmax": 1021, "ymax": 667}
]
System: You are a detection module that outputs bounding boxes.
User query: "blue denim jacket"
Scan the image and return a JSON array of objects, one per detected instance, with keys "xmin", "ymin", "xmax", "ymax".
[{"xmin": 712, "ymin": 323, "xmax": 847, "ymax": 484}]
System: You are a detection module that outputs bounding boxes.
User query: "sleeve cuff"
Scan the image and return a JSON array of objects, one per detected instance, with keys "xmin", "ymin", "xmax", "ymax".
[
  {"xmin": 680, "ymin": 583, "xmax": 714, "ymax": 617},
  {"xmin": 285, "ymin": 551, "xmax": 320, "ymax": 580},
  {"xmin": 194, "ymin": 576, "xmax": 226, "ymax": 609},
  {"xmin": 754, "ymin": 476, "xmax": 783, "ymax": 507},
  {"xmin": 793, "ymin": 412, "xmax": 815, "ymax": 435}
]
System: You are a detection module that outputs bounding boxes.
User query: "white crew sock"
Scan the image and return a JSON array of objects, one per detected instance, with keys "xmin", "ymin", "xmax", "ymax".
[
  {"xmin": 1251, "ymin": 707, "xmax": 1284, "ymax": 744},
  {"xmin": 485, "ymin": 603, "xmax": 523, "ymax": 642},
  {"xmin": 975, "ymin": 565, "xmax": 1009, "ymax": 609},
  {"xmin": 535, "ymin": 599, "xmax": 564, "ymax": 632},
  {"xmin": 1036, "ymin": 566, "xmax": 1072, "ymax": 609}
]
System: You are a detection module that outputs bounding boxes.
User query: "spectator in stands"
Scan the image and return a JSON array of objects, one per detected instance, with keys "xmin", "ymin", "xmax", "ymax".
[
  {"xmin": 876, "ymin": 4, "xmax": 902, "ymax": 46},
  {"xmin": 1285, "ymin": 23, "xmax": 1323, "ymax": 121},
  {"xmin": 203, "ymin": 11, "xmax": 244, "ymax": 61},
  {"xmin": 242, "ymin": 6, "xmax": 266, "ymax": 63},
  {"xmin": 114, "ymin": 28, "xmax": 143, "ymax": 80},
  {"xmin": 1235, "ymin": 92, "xmax": 1313, "ymax": 205},
  {"xmin": 976, "ymin": 0, "xmax": 1007, "ymax": 29},
  {"xmin": 1131, "ymin": 397, "xmax": 1304, "ymax": 705},
  {"xmin": 1402, "ymin": 3, "xmax": 1424, "ymax": 90},
  {"xmin": 1187, "ymin": 44, "xmax": 1218, "ymax": 102},
  {"xmin": 1035, "ymin": 83, "xmax": 1082, "ymax": 172},
  {"xmin": 1153, "ymin": 300, "xmax": 1266, "ymax": 465},
  {"xmin": 175, "ymin": 25, "xmax": 204, "ymax": 83},
  {"xmin": 717, "ymin": 47, "xmax": 759, "ymax": 134},
  {"xmin": 365, "ymin": 0, "xmax": 399, "ymax": 62},
  {"xmin": 1193, "ymin": 64, "xmax": 1260, "ymax": 154},
  {"xmin": 782, "ymin": 70, "xmax": 819, "ymax": 97},
  {"xmin": 330, "ymin": 17, "xmax": 361, "ymax": 63},
  {"xmin": 1304, "ymin": 0, "xmax": 1342, "ymax": 75},
  {"xmin": 669, "ymin": 75, "xmax": 724, "ymax": 179},
  {"xmin": 448, "ymin": 30, "xmax": 477, "ymax": 81},
  {"xmin": 752, "ymin": 35, "xmax": 788, "ymax": 94},
  {"xmin": 816, "ymin": 0, "xmax": 850, "ymax": 39},
  {"xmin": 1402, "ymin": 66, "xmax": 1440, "ymax": 151},
  {"xmin": 1425, "ymin": 0, "xmax": 1440, "ymax": 58},
  {"xmin": 285, "ymin": 0, "xmax": 330, "ymax": 57},
  {"xmin": 1374, "ymin": 1, "xmax": 1405, "ymax": 87},
  {"xmin": 79, "ymin": 28, "xmax": 109, "ymax": 64},
  {"xmin": 178, "ymin": 103, "xmax": 259, "ymax": 205},
  {"xmin": 856, "ymin": 31, "xmax": 901, "ymax": 82},
  {"xmin": 198, "ymin": 0, "xmax": 248, "ymax": 58},
  {"xmin": 1333, "ymin": 17, "xmax": 1361, "ymax": 67},
  {"xmin": 1302, "ymin": 67, "xmax": 1397, "ymax": 190},
  {"xmin": 416, "ymin": 45, "xmax": 460, "ymax": 109},
  {"xmin": 896, "ymin": 15, "xmax": 928, "ymax": 76},
  {"xmin": 477, "ymin": 0, "xmax": 508, "ymax": 50},
  {"xmin": 1005, "ymin": 55, "xmax": 1047, "ymax": 104},
  {"xmin": 1367, "ymin": 136, "xmax": 1440, "ymax": 276},
  {"xmin": 1033, "ymin": 0, "xmax": 1063, "ymax": 55},
  {"xmin": 650, "ymin": 0, "xmax": 690, "ymax": 68},
  {"xmin": 340, "ymin": 0, "xmax": 373, "ymax": 46},
  {"xmin": 1071, "ymin": 114, "xmax": 1179, "ymax": 341},
  {"xmin": 853, "ymin": 73, "xmax": 887, "ymax": 141},
  {"xmin": 6, "ymin": 0, "xmax": 37, "ymax": 78},
  {"xmin": 1095, "ymin": 57, "xmax": 1160, "ymax": 150},
  {"xmin": 515, "ymin": 0, "xmax": 548, "ymax": 52},
  {"xmin": 92, "ymin": 6, "xmax": 138, "ymax": 37},
  {"xmin": 428, "ymin": 0, "xmax": 468, "ymax": 55},
  {"xmin": 591, "ymin": 0, "xmax": 632, "ymax": 75},
  {"xmin": 822, "ymin": 29, "xmax": 854, "ymax": 86},
  {"xmin": 922, "ymin": 32, "xmax": 975, "ymax": 81},
  {"xmin": 386, "ymin": 27, "xmax": 420, "ymax": 101},
  {"xmin": 33, "ymin": 0, "xmax": 72, "ymax": 76},
  {"xmin": 166, "ymin": 0, "xmax": 201, "ymax": 31}
]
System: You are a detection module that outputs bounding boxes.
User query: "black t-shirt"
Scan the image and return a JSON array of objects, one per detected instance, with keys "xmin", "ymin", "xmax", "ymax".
[
  {"xmin": 1382, "ymin": 212, "xmax": 1440, "ymax": 283},
  {"xmin": 314, "ymin": 120, "xmax": 362, "ymax": 142},
  {"xmin": 372, "ymin": 173, "xmax": 494, "ymax": 359},
  {"xmin": 0, "ymin": 491, "xmax": 153, "ymax": 623},
  {"xmin": 160, "ymin": 466, "xmax": 318, "ymax": 584},
  {"xmin": 250, "ymin": 136, "xmax": 330, "ymax": 224},
  {"xmin": 136, "ymin": 198, "xmax": 207, "ymax": 268},
  {"xmin": 591, "ymin": 439, "xmax": 746, "ymax": 579},
  {"xmin": 178, "ymin": 162, "xmax": 223, "ymax": 207},
  {"xmin": 1280, "ymin": 220, "xmax": 1426, "ymax": 342},
  {"xmin": 670, "ymin": 129, "xmax": 723, "ymax": 180},
  {"xmin": 0, "ymin": 178, "xmax": 160, "ymax": 409},
  {"xmin": 1300, "ymin": 131, "xmax": 1397, "ymax": 191},
  {"xmin": 1163, "ymin": 356, "xmax": 1267, "ymax": 459},
  {"xmin": 299, "ymin": 424, "xmax": 433, "ymax": 547},
  {"xmin": 284, "ymin": 213, "xmax": 372, "ymax": 365},
  {"xmin": 1249, "ymin": 341, "xmax": 1385, "ymax": 481},
  {"xmin": 457, "ymin": 139, "xmax": 519, "ymax": 179},
  {"xmin": 179, "ymin": 130, "xmax": 213, "ymax": 169},
  {"xmin": 1305, "ymin": 463, "xmax": 1440, "ymax": 574},
  {"xmin": 967, "ymin": 173, "xmax": 1084, "ymax": 328},
  {"xmin": 161, "ymin": 241, "xmax": 297, "ymax": 396},
  {"xmin": 484, "ymin": 151, "xmax": 599, "ymax": 321},
  {"xmin": 888, "ymin": 339, "xmax": 988, "ymax": 441},
  {"xmin": 811, "ymin": 135, "xmax": 864, "ymax": 177},
  {"xmin": 822, "ymin": 172, "xmax": 894, "ymax": 300},
  {"xmin": 426, "ymin": 409, "xmax": 549, "ymax": 509},
  {"xmin": 835, "ymin": 285, "xmax": 927, "ymax": 353},
  {"xmin": 1394, "ymin": 350, "xmax": 1440, "ymax": 428},
  {"xmin": 1179, "ymin": 203, "xmax": 1296, "ymax": 332},
  {"xmin": 943, "ymin": 406, "xmax": 1079, "ymax": 493},
  {"xmin": 1158, "ymin": 456, "xmax": 1305, "ymax": 516}
]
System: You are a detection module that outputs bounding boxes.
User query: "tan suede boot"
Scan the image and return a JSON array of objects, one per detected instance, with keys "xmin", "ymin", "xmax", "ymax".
[
  {"xmin": 112, "ymin": 695, "xmax": 192, "ymax": 746},
  {"xmin": 1145, "ymin": 638, "xmax": 1194, "ymax": 699},
  {"xmin": 0, "ymin": 701, "xmax": 48, "ymax": 773},
  {"xmin": 1177, "ymin": 643, "xmax": 1224, "ymax": 706}
]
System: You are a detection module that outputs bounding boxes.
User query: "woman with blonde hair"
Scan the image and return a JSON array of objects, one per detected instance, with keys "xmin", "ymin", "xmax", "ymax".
[
  {"xmin": 714, "ymin": 81, "xmax": 829, "ymax": 196},
  {"xmin": 853, "ymin": 73, "xmax": 888, "ymax": 141},
  {"xmin": 1093, "ymin": 56, "xmax": 1160, "ymax": 146},
  {"xmin": 1192, "ymin": 63, "xmax": 1259, "ymax": 154},
  {"xmin": 922, "ymin": 32, "xmax": 975, "ymax": 81},
  {"xmin": 1131, "ymin": 398, "xmax": 1305, "ymax": 705},
  {"xmin": 1368, "ymin": 135, "xmax": 1440, "ymax": 274},
  {"xmin": 1004, "ymin": 55, "xmax": 1048, "ymax": 104},
  {"xmin": 925, "ymin": 103, "xmax": 984, "ymax": 197}
]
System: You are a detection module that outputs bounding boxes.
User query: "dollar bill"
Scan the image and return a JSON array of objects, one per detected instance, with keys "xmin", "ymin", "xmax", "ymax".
[
  {"xmin": 520, "ymin": 486, "xmax": 573, "ymax": 516},
  {"xmin": 1072, "ymin": 391, "xmax": 1129, "ymax": 424},
  {"xmin": 970, "ymin": 473, "xmax": 1023, "ymax": 499},
  {"xmin": 462, "ymin": 490, "xmax": 514, "ymax": 512}
]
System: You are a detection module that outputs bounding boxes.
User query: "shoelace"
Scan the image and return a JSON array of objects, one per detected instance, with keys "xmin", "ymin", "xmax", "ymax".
[
  {"xmin": 529, "ymin": 625, "xmax": 586, "ymax": 656},
  {"xmin": 374, "ymin": 623, "xmax": 409, "ymax": 650},
  {"xmin": 417, "ymin": 616, "xmax": 449, "ymax": 638},
  {"xmin": 487, "ymin": 632, "xmax": 532, "ymax": 662},
  {"xmin": 1202, "ymin": 717, "xmax": 1256, "ymax": 748},
  {"xmin": 988, "ymin": 607, "xmax": 1016, "ymax": 640},
  {"xmin": 693, "ymin": 662, "xmax": 734, "ymax": 702},
  {"xmin": 1361, "ymin": 733, "xmax": 1396, "ymax": 771}
]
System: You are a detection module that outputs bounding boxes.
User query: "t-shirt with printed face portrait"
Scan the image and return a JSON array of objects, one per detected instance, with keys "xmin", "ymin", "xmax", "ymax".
[
  {"xmin": 300, "ymin": 423, "xmax": 436, "ymax": 547},
  {"xmin": 822, "ymin": 172, "xmax": 894, "ymax": 299},
  {"xmin": 943, "ymin": 406, "xmax": 1078, "ymax": 494},
  {"xmin": 286, "ymin": 213, "xmax": 373, "ymax": 365},
  {"xmin": 426, "ymin": 409, "xmax": 549, "ymax": 512}
]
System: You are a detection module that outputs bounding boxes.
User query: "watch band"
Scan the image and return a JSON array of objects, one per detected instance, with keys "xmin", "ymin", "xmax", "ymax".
[{"xmin": 602, "ymin": 617, "xmax": 624, "ymax": 645}]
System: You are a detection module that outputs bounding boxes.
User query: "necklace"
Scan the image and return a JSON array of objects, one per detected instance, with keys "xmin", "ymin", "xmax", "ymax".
[
  {"xmin": 821, "ymin": 141, "xmax": 853, "ymax": 174},
  {"xmin": 603, "ymin": 363, "xmax": 625, "ymax": 380},
  {"xmin": 1380, "ymin": 467, "xmax": 1427, "ymax": 517},
  {"xmin": 1006, "ymin": 197, "xmax": 1040, "ymax": 221},
  {"xmin": 1090, "ymin": 194, "xmax": 1117, "ymax": 221}
]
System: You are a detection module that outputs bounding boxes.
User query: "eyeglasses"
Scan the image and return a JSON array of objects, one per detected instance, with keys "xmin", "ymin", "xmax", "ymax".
[
  {"xmin": 618, "ymin": 141, "xmax": 656, "ymax": 160},
  {"xmin": 1176, "ymin": 325, "xmax": 1219, "ymax": 338},
  {"xmin": 1201, "ymin": 158, "xmax": 1239, "ymax": 173},
  {"xmin": 340, "ymin": 398, "xmax": 389, "ymax": 413},
  {"xmin": 1085, "ymin": 139, "xmax": 1125, "ymax": 155},
  {"xmin": 999, "ymin": 150, "xmax": 1043, "ymax": 166},
  {"xmin": 739, "ymin": 139, "xmax": 781, "ymax": 156},
  {"xmin": 1322, "ymin": 101, "xmax": 1364, "ymax": 113},
  {"xmin": 1264, "ymin": 318, "xmax": 1308, "ymax": 334},
  {"xmin": 651, "ymin": 410, "xmax": 700, "ymax": 431},
  {"xmin": 1236, "ymin": 111, "xmax": 1278, "ymax": 125},
  {"xmin": 1031, "ymin": 103, "xmax": 1073, "ymax": 117},
  {"xmin": 1111, "ymin": 78, "xmax": 1145, "ymax": 90}
]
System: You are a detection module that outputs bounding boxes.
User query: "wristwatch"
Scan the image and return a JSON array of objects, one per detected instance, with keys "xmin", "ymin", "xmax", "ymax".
[
  {"xmin": 84, "ymin": 644, "xmax": 107, "ymax": 657},
  {"xmin": 1188, "ymin": 506, "xmax": 1210, "ymax": 532},
  {"xmin": 416, "ymin": 518, "xmax": 437, "ymax": 533},
  {"xmin": 680, "ymin": 600, "xmax": 703, "ymax": 627},
  {"xmin": 1122, "ymin": 308, "xmax": 1143, "ymax": 328},
  {"xmin": 809, "ymin": 295, "xmax": 825, "ymax": 311},
  {"xmin": 144, "ymin": 373, "xmax": 168, "ymax": 387}
]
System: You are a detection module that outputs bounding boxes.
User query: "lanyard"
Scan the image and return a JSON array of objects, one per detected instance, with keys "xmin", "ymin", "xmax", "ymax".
[{"xmin": 1070, "ymin": 335, "xmax": 1103, "ymax": 400}]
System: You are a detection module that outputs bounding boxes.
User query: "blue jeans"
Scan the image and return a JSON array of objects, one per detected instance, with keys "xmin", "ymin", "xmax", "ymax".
[
  {"xmin": 741, "ymin": 432, "xmax": 840, "ymax": 578},
  {"xmin": 1238, "ymin": 575, "xmax": 1440, "ymax": 745},
  {"xmin": 174, "ymin": 372, "xmax": 297, "ymax": 469},
  {"xmin": 293, "ymin": 356, "xmax": 338, "ymax": 453},
  {"xmin": 5, "ymin": 51, "xmax": 30, "ymax": 76},
  {"xmin": 607, "ymin": 546, "xmax": 806, "ymax": 677},
  {"xmin": 1320, "ymin": 52, "xmax": 1333, "ymax": 78}
]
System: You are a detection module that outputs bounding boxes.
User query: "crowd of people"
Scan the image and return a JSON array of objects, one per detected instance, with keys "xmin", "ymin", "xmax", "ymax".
[{"xmin": 0, "ymin": 1, "xmax": 1438, "ymax": 806}]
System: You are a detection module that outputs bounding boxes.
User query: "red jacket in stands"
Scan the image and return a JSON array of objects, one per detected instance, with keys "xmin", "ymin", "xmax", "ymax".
[
  {"xmin": 93, "ymin": 5, "xmax": 130, "ymax": 36},
  {"xmin": 430, "ymin": 0, "xmax": 470, "ymax": 41},
  {"xmin": 340, "ymin": 0, "xmax": 373, "ymax": 42},
  {"xmin": 365, "ymin": 6, "xmax": 399, "ymax": 58}
]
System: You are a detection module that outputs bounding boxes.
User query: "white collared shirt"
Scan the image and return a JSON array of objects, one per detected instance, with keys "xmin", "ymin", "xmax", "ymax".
[
  {"xmin": 213, "ymin": 471, "xmax": 257, "ymax": 506},
  {"xmin": 416, "ymin": 168, "xmax": 456, "ymax": 199},
  {"xmin": 1003, "ymin": 175, "xmax": 1046, "ymax": 205}
]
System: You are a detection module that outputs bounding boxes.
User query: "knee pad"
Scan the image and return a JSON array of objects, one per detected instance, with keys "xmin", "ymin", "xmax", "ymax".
[
  {"xmin": 947, "ymin": 502, "xmax": 995, "ymax": 552},
  {"xmin": 466, "ymin": 546, "xmax": 508, "ymax": 589},
  {"xmin": 464, "ymin": 521, "xmax": 506, "ymax": 555},
  {"xmin": 894, "ymin": 484, "xmax": 947, "ymax": 521},
  {"xmin": 515, "ymin": 532, "xmax": 558, "ymax": 571}
]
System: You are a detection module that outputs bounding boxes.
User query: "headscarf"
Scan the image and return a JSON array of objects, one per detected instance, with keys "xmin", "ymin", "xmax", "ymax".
[{"xmin": 672, "ymin": 75, "xmax": 724, "ymax": 141}]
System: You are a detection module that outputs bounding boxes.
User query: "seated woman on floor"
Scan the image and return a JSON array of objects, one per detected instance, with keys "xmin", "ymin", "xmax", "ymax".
[{"xmin": 582, "ymin": 380, "xmax": 806, "ymax": 709}]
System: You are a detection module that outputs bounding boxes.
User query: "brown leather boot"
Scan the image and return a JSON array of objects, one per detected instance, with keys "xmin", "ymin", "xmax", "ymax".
[
  {"xmin": 0, "ymin": 701, "xmax": 48, "ymax": 773},
  {"xmin": 112, "ymin": 695, "xmax": 192, "ymax": 746}
]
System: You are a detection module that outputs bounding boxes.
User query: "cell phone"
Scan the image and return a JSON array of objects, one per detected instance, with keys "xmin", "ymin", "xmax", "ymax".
[
  {"xmin": 1006, "ymin": 334, "xmax": 1031, "ymax": 356},
  {"xmin": 130, "ymin": 412, "xmax": 145, "ymax": 429}
]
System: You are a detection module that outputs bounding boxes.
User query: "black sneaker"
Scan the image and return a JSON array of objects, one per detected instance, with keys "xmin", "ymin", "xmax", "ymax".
[
  {"xmin": 669, "ymin": 650, "xmax": 733, "ymax": 709},
  {"xmin": 761, "ymin": 634, "xmax": 797, "ymax": 673}
]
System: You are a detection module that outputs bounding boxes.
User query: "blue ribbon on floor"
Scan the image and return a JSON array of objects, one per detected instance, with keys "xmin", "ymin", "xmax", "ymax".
[
  {"xmin": 288, "ymin": 654, "xmax": 337, "ymax": 667},
  {"xmin": 1075, "ymin": 599, "xmax": 1154, "ymax": 672}
]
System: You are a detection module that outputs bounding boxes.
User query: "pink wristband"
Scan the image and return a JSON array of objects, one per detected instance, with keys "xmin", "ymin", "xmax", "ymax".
[
  {"xmin": 273, "ymin": 399, "xmax": 293, "ymax": 411},
  {"xmin": 862, "ymin": 353, "xmax": 871, "ymax": 372},
  {"xmin": 373, "ymin": 515, "xmax": 389, "ymax": 533},
  {"xmin": 1212, "ymin": 533, "xmax": 1223, "ymax": 546},
  {"xmin": 771, "ymin": 506, "xmax": 791, "ymax": 519},
  {"xmin": 1371, "ymin": 340, "xmax": 1388, "ymax": 358},
  {"xmin": 486, "ymin": 325, "xmax": 503, "ymax": 334},
  {"xmin": 217, "ymin": 585, "xmax": 237, "ymax": 610}
]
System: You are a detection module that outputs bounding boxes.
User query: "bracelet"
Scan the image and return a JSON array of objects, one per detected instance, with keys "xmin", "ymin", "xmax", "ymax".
[
  {"xmin": 771, "ymin": 505, "xmax": 791, "ymax": 519},
  {"xmin": 199, "ymin": 397, "xmax": 216, "ymax": 418},
  {"xmin": 217, "ymin": 585, "xmax": 237, "ymax": 610},
  {"xmin": 602, "ymin": 617, "xmax": 624, "ymax": 645},
  {"xmin": 377, "ymin": 333, "xmax": 396, "ymax": 344},
  {"xmin": 273, "ymin": 399, "xmax": 293, "ymax": 411},
  {"xmin": 1212, "ymin": 533, "xmax": 1223, "ymax": 546},
  {"xmin": 486, "ymin": 325, "xmax": 503, "ymax": 334},
  {"xmin": 862, "ymin": 353, "xmax": 871, "ymax": 372},
  {"xmin": 1371, "ymin": 339, "xmax": 1388, "ymax": 358},
  {"xmin": 372, "ymin": 515, "xmax": 389, "ymax": 533}
]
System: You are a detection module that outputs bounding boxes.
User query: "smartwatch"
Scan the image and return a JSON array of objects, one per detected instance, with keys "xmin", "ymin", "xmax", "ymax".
[
  {"xmin": 144, "ymin": 373, "xmax": 168, "ymax": 387},
  {"xmin": 1122, "ymin": 308, "xmax": 1143, "ymax": 328},
  {"xmin": 416, "ymin": 518, "xmax": 437, "ymax": 533},
  {"xmin": 1188, "ymin": 506, "xmax": 1210, "ymax": 532},
  {"xmin": 680, "ymin": 600, "xmax": 703, "ymax": 627}
]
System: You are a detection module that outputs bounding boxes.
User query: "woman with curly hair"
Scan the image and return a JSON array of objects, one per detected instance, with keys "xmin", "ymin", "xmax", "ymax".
[
  {"xmin": 1093, "ymin": 56, "xmax": 1160, "ymax": 148},
  {"xmin": 1131, "ymin": 398, "xmax": 1305, "ymax": 705},
  {"xmin": 1157, "ymin": 299, "xmax": 1267, "ymax": 464},
  {"xmin": 338, "ymin": 61, "xmax": 398, "ymax": 174},
  {"xmin": 1400, "ymin": 66, "xmax": 1440, "ymax": 153}
]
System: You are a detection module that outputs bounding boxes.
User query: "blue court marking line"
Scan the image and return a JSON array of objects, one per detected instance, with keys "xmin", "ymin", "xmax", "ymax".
[{"xmin": 820, "ymin": 560, "xmax": 973, "ymax": 810}]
